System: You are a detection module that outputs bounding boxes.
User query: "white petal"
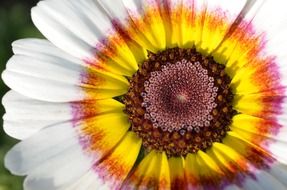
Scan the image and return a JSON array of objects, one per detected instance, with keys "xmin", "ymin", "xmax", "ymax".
[
  {"xmin": 250, "ymin": 0, "xmax": 287, "ymax": 57},
  {"xmin": 24, "ymin": 148, "xmax": 92, "ymax": 190},
  {"xmin": 32, "ymin": 0, "xmax": 141, "ymax": 76},
  {"xmin": 31, "ymin": 0, "xmax": 140, "ymax": 75},
  {"xmin": 269, "ymin": 163, "xmax": 287, "ymax": 186},
  {"xmin": 267, "ymin": 140, "xmax": 287, "ymax": 165},
  {"xmin": 98, "ymin": 0, "xmax": 127, "ymax": 24},
  {"xmin": 254, "ymin": 170, "xmax": 286, "ymax": 190},
  {"xmin": 23, "ymin": 145, "xmax": 93, "ymax": 190},
  {"xmin": 3, "ymin": 39, "xmax": 85, "ymax": 101},
  {"xmin": 243, "ymin": 176, "xmax": 263, "ymax": 190},
  {"xmin": 224, "ymin": 184, "xmax": 242, "ymax": 190},
  {"xmin": 31, "ymin": 0, "xmax": 136, "ymax": 63},
  {"xmin": 5, "ymin": 122, "xmax": 95, "ymax": 190},
  {"xmin": 31, "ymin": 0, "xmax": 95, "ymax": 59},
  {"xmin": 60, "ymin": 170, "xmax": 98, "ymax": 190},
  {"xmin": 2, "ymin": 39, "xmax": 128, "ymax": 102},
  {"xmin": 2, "ymin": 91, "xmax": 72, "ymax": 139},
  {"xmin": 12, "ymin": 39, "xmax": 83, "ymax": 67},
  {"xmin": 3, "ymin": 90, "xmax": 125, "ymax": 140},
  {"xmin": 68, "ymin": 0, "xmax": 142, "ymax": 75},
  {"xmin": 249, "ymin": 0, "xmax": 287, "ymax": 87},
  {"xmin": 60, "ymin": 170, "xmax": 113, "ymax": 190},
  {"xmin": 242, "ymin": 167, "xmax": 287, "ymax": 190},
  {"xmin": 61, "ymin": 132, "xmax": 140, "ymax": 190},
  {"xmin": 6, "ymin": 55, "xmax": 82, "ymax": 84},
  {"xmin": 2, "ymin": 69, "xmax": 84, "ymax": 102},
  {"xmin": 5, "ymin": 123, "xmax": 82, "ymax": 175}
]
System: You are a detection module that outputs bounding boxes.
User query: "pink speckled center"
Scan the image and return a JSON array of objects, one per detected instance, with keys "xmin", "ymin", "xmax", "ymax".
[{"xmin": 142, "ymin": 60, "xmax": 218, "ymax": 132}]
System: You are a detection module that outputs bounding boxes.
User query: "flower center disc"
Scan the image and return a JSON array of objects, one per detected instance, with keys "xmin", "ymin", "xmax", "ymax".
[
  {"xmin": 124, "ymin": 48, "xmax": 236, "ymax": 157},
  {"xmin": 143, "ymin": 60, "xmax": 217, "ymax": 132}
]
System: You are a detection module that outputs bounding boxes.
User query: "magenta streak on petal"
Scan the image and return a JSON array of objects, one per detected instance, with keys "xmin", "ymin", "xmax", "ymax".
[{"xmin": 70, "ymin": 102, "xmax": 97, "ymax": 151}]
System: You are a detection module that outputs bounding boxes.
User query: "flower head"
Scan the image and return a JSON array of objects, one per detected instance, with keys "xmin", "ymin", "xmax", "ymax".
[{"xmin": 2, "ymin": 0, "xmax": 287, "ymax": 189}]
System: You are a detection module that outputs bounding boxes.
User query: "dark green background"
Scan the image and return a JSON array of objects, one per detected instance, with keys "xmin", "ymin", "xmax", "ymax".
[{"xmin": 0, "ymin": 0, "xmax": 42, "ymax": 189}]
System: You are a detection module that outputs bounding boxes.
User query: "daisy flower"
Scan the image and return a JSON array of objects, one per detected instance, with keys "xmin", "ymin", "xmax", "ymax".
[{"xmin": 2, "ymin": 0, "xmax": 287, "ymax": 189}]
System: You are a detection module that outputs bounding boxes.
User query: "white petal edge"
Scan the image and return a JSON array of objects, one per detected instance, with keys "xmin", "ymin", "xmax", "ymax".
[
  {"xmin": 31, "ymin": 0, "xmax": 138, "ymax": 69},
  {"xmin": 2, "ymin": 91, "xmax": 73, "ymax": 139},
  {"xmin": 2, "ymin": 69, "xmax": 84, "ymax": 102},
  {"xmin": 252, "ymin": 0, "xmax": 287, "ymax": 89},
  {"xmin": 269, "ymin": 163, "xmax": 287, "ymax": 186},
  {"xmin": 2, "ymin": 39, "xmax": 128, "ymax": 102},
  {"xmin": 31, "ymin": 0, "xmax": 95, "ymax": 59},
  {"xmin": 242, "ymin": 169, "xmax": 286, "ymax": 190}
]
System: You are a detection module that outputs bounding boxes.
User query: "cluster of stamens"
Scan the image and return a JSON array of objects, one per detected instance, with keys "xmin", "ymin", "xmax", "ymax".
[
  {"xmin": 124, "ymin": 47, "xmax": 236, "ymax": 157},
  {"xmin": 142, "ymin": 60, "xmax": 218, "ymax": 132}
]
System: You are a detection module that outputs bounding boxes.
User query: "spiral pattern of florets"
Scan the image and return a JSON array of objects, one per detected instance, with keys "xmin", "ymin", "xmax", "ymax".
[
  {"xmin": 124, "ymin": 47, "xmax": 236, "ymax": 157},
  {"xmin": 142, "ymin": 60, "xmax": 218, "ymax": 132}
]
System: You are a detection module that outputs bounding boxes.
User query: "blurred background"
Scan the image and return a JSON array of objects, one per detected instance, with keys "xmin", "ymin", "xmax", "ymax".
[{"xmin": 0, "ymin": 0, "xmax": 42, "ymax": 189}]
